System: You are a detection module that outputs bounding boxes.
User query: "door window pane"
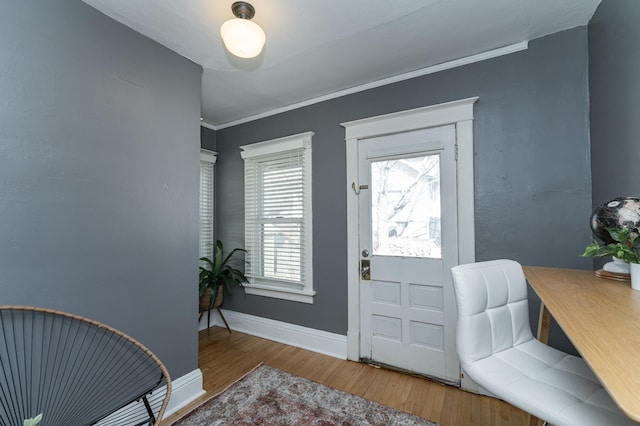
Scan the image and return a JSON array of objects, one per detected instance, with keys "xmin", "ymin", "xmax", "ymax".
[{"xmin": 371, "ymin": 154, "xmax": 441, "ymax": 258}]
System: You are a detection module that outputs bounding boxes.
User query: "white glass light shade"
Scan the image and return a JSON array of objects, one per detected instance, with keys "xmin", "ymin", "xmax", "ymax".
[{"xmin": 220, "ymin": 18, "xmax": 266, "ymax": 59}]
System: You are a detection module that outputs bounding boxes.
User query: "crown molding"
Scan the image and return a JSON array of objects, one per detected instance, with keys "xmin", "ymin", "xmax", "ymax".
[
  {"xmin": 200, "ymin": 119, "xmax": 217, "ymax": 131},
  {"xmin": 211, "ymin": 41, "xmax": 527, "ymax": 130}
]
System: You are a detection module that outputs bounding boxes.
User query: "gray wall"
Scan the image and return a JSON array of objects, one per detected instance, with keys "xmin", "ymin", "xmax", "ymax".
[
  {"xmin": 216, "ymin": 27, "xmax": 592, "ymax": 354},
  {"xmin": 201, "ymin": 126, "xmax": 217, "ymax": 152},
  {"xmin": 589, "ymin": 0, "xmax": 640, "ymax": 208},
  {"xmin": 0, "ymin": 1, "xmax": 202, "ymax": 378}
]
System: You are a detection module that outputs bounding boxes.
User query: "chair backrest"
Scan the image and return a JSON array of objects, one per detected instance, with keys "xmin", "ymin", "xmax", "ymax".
[
  {"xmin": 0, "ymin": 306, "xmax": 171, "ymax": 426},
  {"xmin": 450, "ymin": 259, "xmax": 533, "ymax": 369}
]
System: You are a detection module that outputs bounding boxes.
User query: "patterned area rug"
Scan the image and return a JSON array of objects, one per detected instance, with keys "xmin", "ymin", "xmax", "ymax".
[{"xmin": 172, "ymin": 363, "xmax": 439, "ymax": 426}]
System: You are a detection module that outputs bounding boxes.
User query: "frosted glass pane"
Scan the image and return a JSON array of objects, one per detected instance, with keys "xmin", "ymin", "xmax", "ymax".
[{"xmin": 371, "ymin": 155, "xmax": 441, "ymax": 258}]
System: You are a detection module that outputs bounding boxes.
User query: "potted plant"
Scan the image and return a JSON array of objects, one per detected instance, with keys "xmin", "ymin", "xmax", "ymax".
[
  {"xmin": 582, "ymin": 227, "xmax": 640, "ymax": 290},
  {"xmin": 199, "ymin": 240, "xmax": 248, "ymax": 329}
]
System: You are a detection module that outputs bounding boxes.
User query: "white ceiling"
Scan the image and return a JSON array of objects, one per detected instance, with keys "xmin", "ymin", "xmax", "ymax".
[{"xmin": 82, "ymin": 0, "xmax": 601, "ymax": 128}]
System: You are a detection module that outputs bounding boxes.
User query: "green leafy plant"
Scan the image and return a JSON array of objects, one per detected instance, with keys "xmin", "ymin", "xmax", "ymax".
[
  {"xmin": 199, "ymin": 240, "xmax": 248, "ymax": 311},
  {"xmin": 24, "ymin": 414, "xmax": 43, "ymax": 426},
  {"xmin": 581, "ymin": 227, "xmax": 640, "ymax": 264}
]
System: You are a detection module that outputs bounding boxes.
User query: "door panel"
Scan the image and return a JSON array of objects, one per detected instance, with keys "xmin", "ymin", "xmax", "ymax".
[{"xmin": 358, "ymin": 125, "xmax": 459, "ymax": 384}]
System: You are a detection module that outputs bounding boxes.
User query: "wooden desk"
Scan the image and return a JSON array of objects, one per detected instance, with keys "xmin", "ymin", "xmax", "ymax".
[{"xmin": 523, "ymin": 266, "xmax": 640, "ymax": 422}]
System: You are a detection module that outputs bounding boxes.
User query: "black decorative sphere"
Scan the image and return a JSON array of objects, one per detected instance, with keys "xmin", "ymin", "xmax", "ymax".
[{"xmin": 590, "ymin": 197, "xmax": 640, "ymax": 243}]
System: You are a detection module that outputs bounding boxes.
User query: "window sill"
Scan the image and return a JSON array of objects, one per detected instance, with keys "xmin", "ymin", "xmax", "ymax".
[{"xmin": 243, "ymin": 283, "xmax": 315, "ymax": 304}]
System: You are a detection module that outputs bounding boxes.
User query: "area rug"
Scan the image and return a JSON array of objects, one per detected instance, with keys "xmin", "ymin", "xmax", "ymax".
[{"xmin": 172, "ymin": 363, "xmax": 439, "ymax": 426}]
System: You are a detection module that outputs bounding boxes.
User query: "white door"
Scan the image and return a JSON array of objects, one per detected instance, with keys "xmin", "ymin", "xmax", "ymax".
[{"xmin": 358, "ymin": 124, "xmax": 460, "ymax": 384}]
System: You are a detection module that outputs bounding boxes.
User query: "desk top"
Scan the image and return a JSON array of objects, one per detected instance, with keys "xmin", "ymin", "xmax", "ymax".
[{"xmin": 523, "ymin": 265, "xmax": 640, "ymax": 422}]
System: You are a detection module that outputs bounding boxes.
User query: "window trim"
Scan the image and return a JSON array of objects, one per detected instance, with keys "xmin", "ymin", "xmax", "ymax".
[
  {"xmin": 201, "ymin": 149, "xmax": 217, "ymax": 164},
  {"xmin": 240, "ymin": 132, "xmax": 314, "ymax": 304}
]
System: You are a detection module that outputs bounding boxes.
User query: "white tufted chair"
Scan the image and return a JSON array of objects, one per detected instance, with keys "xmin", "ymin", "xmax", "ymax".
[{"xmin": 451, "ymin": 259, "xmax": 638, "ymax": 426}]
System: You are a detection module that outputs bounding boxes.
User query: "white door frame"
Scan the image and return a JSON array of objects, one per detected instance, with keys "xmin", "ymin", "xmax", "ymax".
[{"xmin": 341, "ymin": 97, "xmax": 478, "ymax": 388}]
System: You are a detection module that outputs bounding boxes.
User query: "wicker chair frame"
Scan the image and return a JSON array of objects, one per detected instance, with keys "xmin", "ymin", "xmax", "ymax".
[{"xmin": 0, "ymin": 305, "xmax": 171, "ymax": 426}]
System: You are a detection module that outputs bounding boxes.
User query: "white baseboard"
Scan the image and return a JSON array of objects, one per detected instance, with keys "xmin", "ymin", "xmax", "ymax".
[
  {"xmin": 96, "ymin": 369, "xmax": 204, "ymax": 424},
  {"xmin": 198, "ymin": 309, "xmax": 215, "ymax": 331},
  {"xmin": 163, "ymin": 368, "xmax": 206, "ymax": 418},
  {"xmin": 207, "ymin": 309, "xmax": 348, "ymax": 359},
  {"xmin": 346, "ymin": 330, "xmax": 360, "ymax": 361}
]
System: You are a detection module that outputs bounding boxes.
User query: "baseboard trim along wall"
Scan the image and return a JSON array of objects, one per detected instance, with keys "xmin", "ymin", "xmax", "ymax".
[
  {"xmin": 96, "ymin": 369, "xmax": 205, "ymax": 424},
  {"xmin": 205, "ymin": 309, "xmax": 348, "ymax": 359},
  {"xmin": 163, "ymin": 369, "xmax": 206, "ymax": 418}
]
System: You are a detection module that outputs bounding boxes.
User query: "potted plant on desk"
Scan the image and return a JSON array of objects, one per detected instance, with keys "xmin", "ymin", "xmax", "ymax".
[
  {"xmin": 199, "ymin": 240, "xmax": 248, "ymax": 332},
  {"xmin": 582, "ymin": 227, "xmax": 640, "ymax": 290}
]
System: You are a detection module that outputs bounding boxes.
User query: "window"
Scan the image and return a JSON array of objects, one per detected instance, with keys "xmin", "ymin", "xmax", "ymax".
[
  {"xmin": 240, "ymin": 132, "xmax": 314, "ymax": 303},
  {"xmin": 199, "ymin": 150, "xmax": 217, "ymax": 261}
]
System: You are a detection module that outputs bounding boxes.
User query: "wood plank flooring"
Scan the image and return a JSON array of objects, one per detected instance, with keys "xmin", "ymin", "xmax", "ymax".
[{"xmin": 164, "ymin": 326, "xmax": 531, "ymax": 425}]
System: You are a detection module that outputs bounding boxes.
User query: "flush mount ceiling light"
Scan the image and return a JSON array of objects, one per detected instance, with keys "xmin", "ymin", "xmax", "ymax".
[{"xmin": 220, "ymin": 1, "xmax": 266, "ymax": 59}]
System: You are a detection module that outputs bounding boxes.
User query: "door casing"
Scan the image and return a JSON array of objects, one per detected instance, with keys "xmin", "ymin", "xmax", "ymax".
[{"xmin": 341, "ymin": 97, "xmax": 478, "ymax": 390}]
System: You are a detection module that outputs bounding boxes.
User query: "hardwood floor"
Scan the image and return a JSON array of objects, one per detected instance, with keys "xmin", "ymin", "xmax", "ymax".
[{"xmin": 164, "ymin": 326, "xmax": 532, "ymax": 425}]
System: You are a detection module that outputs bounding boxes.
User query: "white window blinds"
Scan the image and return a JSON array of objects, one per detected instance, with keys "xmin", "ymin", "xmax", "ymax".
[
  {"xmin": 199, "ymin": 150, "xmax": 217, "ymax": 261},
  {"xmin": 241, "ymin": 132, "xmax": 314, "ymax": 303}
]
